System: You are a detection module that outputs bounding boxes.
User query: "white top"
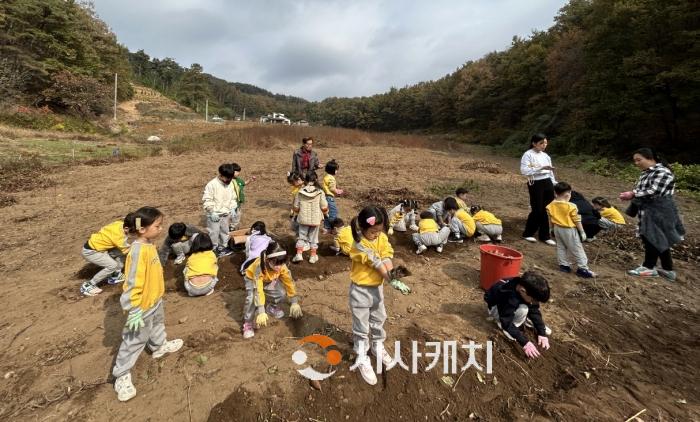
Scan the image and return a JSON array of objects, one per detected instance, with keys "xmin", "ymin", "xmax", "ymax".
[
  {"xmin": 520, "ymin": 149, "xmax": 556, "ymax": 183},
  {"xmin": 202, "ymin": 177, "xmax": 237, "ymax": 214}
]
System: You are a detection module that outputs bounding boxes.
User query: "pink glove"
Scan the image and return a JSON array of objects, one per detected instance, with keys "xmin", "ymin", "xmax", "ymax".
[
  {"xmin": 537, "ymin": 336, "xmax": 550, "ymax": 350},
  {"xmin": 523, "ymin": 342, "xmax": 540, "ymax": 359},
  {"xmin": 619, "ymin": 191, "xmax": 634, "ymax": 200},
  {"xmin": 251, "ymin": 176, "xmax": 257, "ymax": 181}
]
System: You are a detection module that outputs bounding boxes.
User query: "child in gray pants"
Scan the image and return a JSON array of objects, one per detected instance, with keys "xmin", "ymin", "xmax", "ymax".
[{"xmin": 413, "ymin": 211, "xmax": 451, "ymax": 254}]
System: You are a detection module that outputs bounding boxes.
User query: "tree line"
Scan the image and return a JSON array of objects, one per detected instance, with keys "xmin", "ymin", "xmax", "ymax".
[{"xmin": 307, "ymin": 0, "xmax": 700, "ymax": 162}]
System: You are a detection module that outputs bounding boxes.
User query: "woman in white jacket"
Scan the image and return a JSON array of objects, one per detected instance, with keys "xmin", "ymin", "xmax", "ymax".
[{"xmin": 520, "ymin": 134, "xmax": 557, "ymax": 246}]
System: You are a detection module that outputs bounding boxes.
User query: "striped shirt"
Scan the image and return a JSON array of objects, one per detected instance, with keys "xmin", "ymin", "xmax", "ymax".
[{"xmin": 633, "ymin": 164, "xmax": 675, "ymax": 198}]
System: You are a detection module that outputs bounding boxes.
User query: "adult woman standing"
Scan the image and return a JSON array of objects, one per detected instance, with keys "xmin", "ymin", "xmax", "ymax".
[
  {"xmin": 520, "ymin": 134, "xmax": 557, "ymax": 246},
  {"xmin": 620, "ymin": 148, "xmax": 685, "ymax": 281},
  {"xmin": 291, "ymin": 137, "xmax": 320, "ymax": 178}
]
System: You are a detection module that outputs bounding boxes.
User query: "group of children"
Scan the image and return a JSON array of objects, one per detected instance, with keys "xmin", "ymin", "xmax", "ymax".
[{"xmin": 78, "ymin": 140, "xmax": 632, "ymax": 399}]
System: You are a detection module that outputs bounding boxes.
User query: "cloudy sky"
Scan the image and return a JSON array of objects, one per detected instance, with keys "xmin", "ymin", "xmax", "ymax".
[{"xmin": 92, "ymin": 0, "xmax": 567, "ymax": 101}]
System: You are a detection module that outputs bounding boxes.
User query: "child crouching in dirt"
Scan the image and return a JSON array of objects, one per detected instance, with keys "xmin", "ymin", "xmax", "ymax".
[
  {"xmin": 330, "ymin": 218, "xmax": 353, "ymax": 255},
  {"xmin": 591, "ymin": 197, "xmax": 626, "ymax": 231},
  {"xmin": 240, "ymin": 221, "xmax": 272, "ymax": 274},
  {"xmin": 445, "ymin": 197, "xmax": 475, "ymax": 243},
  {"xmin": 158, "ymin": 222, "xmax": 204, "ymax": 265},
  {"xmin": 414, "ymin": 210, "xmax": 451, "ymax": 254},
  {"xmin": 470, "ymin": 205, "xmax": 503, "ymax": 242},
  {"xmin": 387, "ymin": 199, "xmax": 419, "ymax": 235},
  {"xmin": 183, "ymin": 234, "xmax": 218, "ymax": 297},
  {"xmin": 546, "ymin": 182, "xmax": 596, "ymax": 278},
  {"xmin": 484, "ymin": 271, "xmax": 552, "ymax": 359},
  {"xmin": 80, "ymin": 214, "xmax": 134, "ymax": 297},
  {"xmin": 242, "ymin": 241, "xmax": 302, "ymax": 339},
  {"xmin": 348, "ymin": 206, "xmax": 410, "ymax": 386},
  {"xmin": 292, "ymin": 172, "xmax": 329, "ymax": 264},
  {"xmin": 112, "ymin": 207, "xmax": 183, "ymax": 402}
]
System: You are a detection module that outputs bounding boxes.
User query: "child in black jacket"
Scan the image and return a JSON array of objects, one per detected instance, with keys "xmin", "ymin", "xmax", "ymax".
[{"xmin": 484, "ymin": 271, "xmax": 552, "ymax": 359}]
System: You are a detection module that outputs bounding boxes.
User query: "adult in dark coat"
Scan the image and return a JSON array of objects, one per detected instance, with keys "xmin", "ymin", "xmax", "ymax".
[
  {"xmin": 291, "ymin": 137, "xmax": 320, "ymax": 178},
  {"xmin": 570, "ymin": 191, "xmax": 601, "ymax": 239}
]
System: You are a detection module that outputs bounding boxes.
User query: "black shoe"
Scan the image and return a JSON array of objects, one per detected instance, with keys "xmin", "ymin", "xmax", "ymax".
[
  {"xmin": 559, "ymin": 265, "xmax": 572, "ymax": 273},
  {"xmin": 448, "ymin": 235, "xmax": 463, "ymax": 243}
]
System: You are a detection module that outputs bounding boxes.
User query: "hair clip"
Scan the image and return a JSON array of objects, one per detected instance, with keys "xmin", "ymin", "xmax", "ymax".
[
  {"xmin": 135, "ymin": 217, "xmax": 142, "ymax": 231},
  {"xmin": 268, "ymin": 250, "xmax": 287, "ymax": 258},
  {"xmin": 366, "ymin": 216, "xmax": 376, "ymax": 226}
]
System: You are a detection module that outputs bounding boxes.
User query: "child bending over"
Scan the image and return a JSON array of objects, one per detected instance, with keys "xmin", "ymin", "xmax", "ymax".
[
  {"xmin": 158, "ymin": 222, "xmax": 204, "ymax": 265},
  {"xmin": 80, "ymin": 214, "xmax": 134, "ymax": 297},
  {"xmin": 413, "ymin": 210, "xmax": 451, "ymax": 254},
  {"xmin": 591, "ymin": 197, "xmax": 626, "ymax": 231},
  {"xmin": 183, "ymin": 233, "xmax": 218, "ymax": 297},
  {"xmin": 470, "ymin": 205, "xmax": 503, "ymax": 242}
]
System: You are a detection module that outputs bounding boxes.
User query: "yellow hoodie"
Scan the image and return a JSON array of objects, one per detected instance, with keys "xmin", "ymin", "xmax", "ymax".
[
  {"xmin": 349, "ymin": 233, "xmax": 393, "ymax": 287},
  {"xmin": 473, "ymin": 210, "xmax": 502, "ymax": 226},
  {"xmin": 245, "ymin": 258, "xmax": 297, "ymax": 307},
  {"xmin": 185, "ymin": 251, "xmax": 218, "ymax": 278},
  {"xmin": 454, "ymin": 209, "xmax": 476, "ymax": 237},
  {"xmin": 418, "ymin": 218, "xmax": 439, "ymax": 234},
  {"xmin": 121, "ymin": 241, "xmax": 164, "ymax": 315},
  {"xmin": 335, "ymin": 225, "xmax": 354, "ymax": 255},
  {"xmin": 600, "ymin": 207, "xmax": 625, "ymax": 225},
  {"xmin": 87, "ymin": 220, "xmax": 129, "ymax": 254}
]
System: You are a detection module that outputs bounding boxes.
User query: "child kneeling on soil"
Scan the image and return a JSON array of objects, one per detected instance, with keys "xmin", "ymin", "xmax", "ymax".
[
  {"xmin": 348, "ymin": 206, "xmax": 410, "ymax": 386},
  {"xmin": 240, "ymin": 221, "xmax": 272, "ymax": 275},
  {"xmin": 113, "ymin": 207, "xmax": 183, "ymax": 402},
  {"xmin": 591, "ymin": 197, "xmax": 626, "ymax": 231},
  {"xmin": 183, "ymin": 234, "xmax": 218, "ymax": 297},
  {"xmin": 546, "ymin": 182, "xmax": 596, "ymax": 278},
  {"xmin": 292, "ymin": 172, "xmax": 329, "ymax": 264},
  {"xmin": 470, "ymin": 205, "xmax": 503, "ymax": 242},
  {"xmin": 242, "ymin": 242, "xmax": 302, "ymax": 339},
  {"xmin": 80, "ymin": 214, "xmax": 134, "ymax": 297},
  {"xmin": 445, "ymin": 197, "xmax": 476, "ymax": 243},
  {"xmin": 330, "ymin": 218, "xmax": 353, "ymax": 256},
  {"xmin": 158, "ymin": 222, "xmax": 204, "ymax": 265},
  {"xmin": 387, "ymin": 199, "xmax": 419, "ymax": 235},
  {"xmin": 414, "ymin": 210, "xmax": 451, "ymax": 254},
  {"xmin": 484, "ymin": 271, "xmax": 552, "ymax": 359}
]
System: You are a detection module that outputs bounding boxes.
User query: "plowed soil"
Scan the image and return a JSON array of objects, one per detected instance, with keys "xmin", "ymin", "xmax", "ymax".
[{"xmin": 0, "ymin": 132, "xmax": 698, "ymax": 421}]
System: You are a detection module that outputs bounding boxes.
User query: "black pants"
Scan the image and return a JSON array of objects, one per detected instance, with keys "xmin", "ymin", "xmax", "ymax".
[
  {"xmin": 642, "ymin": 236, "xmax": 673, "ymax": 271},
  {"xmin": 583, "ymin": 223, "xmax": 602, "ymax": 239},
  {"xmin": 523, "ymin": 179, "xmax": 554, "ymax": 240}
]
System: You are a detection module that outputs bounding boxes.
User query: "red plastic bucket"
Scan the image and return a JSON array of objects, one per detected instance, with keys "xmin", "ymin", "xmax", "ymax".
[{"xmin": 479, "ymin": 245, "xmax": 523, "ymax": 290}]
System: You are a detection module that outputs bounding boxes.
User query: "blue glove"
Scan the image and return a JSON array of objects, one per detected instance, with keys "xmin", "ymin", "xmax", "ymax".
[
  {"xmin": 126, "ymin": 309, "xmax": 145, "ymax": 332},
  {"xmin": 208, "ymin": 213, "xmax": 220, "ymax": 223}
]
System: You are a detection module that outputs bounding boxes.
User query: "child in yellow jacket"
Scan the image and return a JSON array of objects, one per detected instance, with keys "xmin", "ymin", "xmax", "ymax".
[
  {"xmin": 591, "ymin": 197, "xmax": 626, "ymax": 231},
  {"xmin": 470, "ymin": 205, "xmax": 503, "ymax": 242},
  {"xmin": 242, "ymin": 241, "xmax": 303, "ymax": 339},
  {"xmin": 348, "ymin": 206, "xmax": 411, "ymax": 386},
  {"xmin": 183, "ymin": 233, "xmax": 218, "ymax": 297},
  {"xmin": 112, "ymin": 207, "xmax": 183, "ymax": 402},
  {"xmin": 330, "ymin": 218, "xmax": 353, "ymax": 255},
  {"xmin": 80, "ymin": 214, "xmax": 134, "ymax": 297}
]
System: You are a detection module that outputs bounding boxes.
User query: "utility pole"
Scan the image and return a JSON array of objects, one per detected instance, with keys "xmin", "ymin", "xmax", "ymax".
[
  {"xmin": 205, "ymin": 99, "xmax": 209, "ymax": 122},
  {"xmin": 113, "ymin": 73, "xmax": 118, "ymax": 120}
]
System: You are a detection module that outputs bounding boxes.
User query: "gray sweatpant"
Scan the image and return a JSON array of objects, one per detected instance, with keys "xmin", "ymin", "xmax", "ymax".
[
  {"xmin": 242, "ymin": 278, "xmax": 286, "ymax": 322},
  {"xmin": 553, "ymin": 226, "xmax": 589, "ymax": 269},
  {"xmin": 112, "ymin": 302, "xmax": 166, "ymax": 379},
  {"xmin": 229, "ymin": 207, "xmax": 242, "ymax": 231},
  {"xmin": 183, "ymin": 272, "xmax": 218, "ymax": 297},
  {"xmin": 392, "ymin": 211, "xmax": 417, "ymax": 232},
  {"xmin": 296, "ymin": 224, "xmax": 320, "ymax": 250},
  {"xmin": 598, "ymin": 218, "xmax": 623, "ymax": 231},
  {"xmin": 476, "ymin": 222, "xmax": 503, "ymax": 239},
  {"xmin": 82, "ymin": 247, "xmax": 124, "ymax": 286},
  {"xmin": 171, "ymin": 240, "xmax": 191, "ymax": 257},
  {"xmin": 207, "ymin": 213, "xmax": 231, "ymax": 248},
  {"xmin": 450, "ymin": 218, "xmax": 473, "ymax": 238},
  {"xmin": 489, "ymin": 304, "xmax": 528, "ymax": 328},
  {"xmin": 412, "ymin": 227, "xmax": 451, "ymax": 247},
  {"xmin": 349, "ymin": 283, "xmax": 386, "ymax": 355}
]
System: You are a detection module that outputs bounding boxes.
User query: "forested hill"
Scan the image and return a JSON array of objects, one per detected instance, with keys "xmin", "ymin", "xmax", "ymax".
[
  {"xmin": 128, "ymin": 50, "xmax": 308, "ymax": 120},
  {"xmin": 307, "ymin": 0, "xmax": 700, "ymax": 161},
  {"xmin": 0, "ymin": 0, "xmax": 308, "ymax": 120}
]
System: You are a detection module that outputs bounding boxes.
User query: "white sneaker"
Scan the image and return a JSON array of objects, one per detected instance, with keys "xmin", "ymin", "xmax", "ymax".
[
  {"xmin": 292, "ymin": 253, "xmax": 303, "ymax": 263},
  {"xmin": 329, "ymin": 245, "xmax": 340, "ymax": 253},
  {"xmin": 302, "ymin": 245, "xmax": 310, "ymax": 252},
  {"xmin": 416, "ymin": 245, "xmax": 427, "ymax": 255},
  {"xmin": 524, "ymin": 236, "xmax": 537, "ymax": 242},
  {"xmin": 80, "ymin": 282, "xmax": 102, "ymax": 297},
  {"xmin": 436, "ymin": 245, "xmax": 444, "ymax": 253},
  {"xmin": 152, "ymin": 339, "xmax": 183, "ymax": 359},
  {"xmin": 477, "ymin": 234, "xmax": 491, "ymax": 242},
  {"xmin": 242, "ymin": 322, "xmax": 255, "ymax": 339},
  {"xmin": 544, "ymin": 239, "xmax": 557, "ymax": 246},
  {"xmin": 114, "ymin": 373, "xmax": 136, "ymax": 402},
  {"xmin": 496, "ymin": 235, "xmax": 503, "ymax": 241},
  {"xmin": 525, "ymin": 319, "xmax": 553, "ymax": 335},
  {"xmin": 372, "ymin": 348, "xmax": 395, "ymax": 370},
  {"xmin": 309, "ymin": 254, "xmax": 319, "ymax": 264},
  {"xmin": 354, "ymin": 355, "xmax": 377, "ymax": 385},
  {"xmin": 174, "ymin": 254, "xmax": 186, "ymax": 265}
]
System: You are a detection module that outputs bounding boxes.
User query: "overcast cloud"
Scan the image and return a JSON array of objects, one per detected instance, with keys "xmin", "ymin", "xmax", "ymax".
[{"xmin": 92, "ymin": 0, "xmax": 567, "ymax": 101}]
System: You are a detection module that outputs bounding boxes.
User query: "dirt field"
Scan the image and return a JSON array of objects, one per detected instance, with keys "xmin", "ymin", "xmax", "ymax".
[{"xmin": 0, "ymin": 129, "xmax": 698, "ymax": 421}]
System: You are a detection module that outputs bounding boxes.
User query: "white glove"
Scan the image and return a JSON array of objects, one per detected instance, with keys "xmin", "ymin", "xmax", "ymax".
[
  {"xmin": 208, "ymin": 213, "xmax": 220, "ymax": 223},
  {"xmin": 579, "ymin": 230, "xmax": 587, "ymax": 242},
  {"xmin": 290, "ymin": 303, "xmax": 303, "ymax": 319},
  {"xmin": 388, "ymin": 227, "xmax": 394, "ymax": 236}
]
